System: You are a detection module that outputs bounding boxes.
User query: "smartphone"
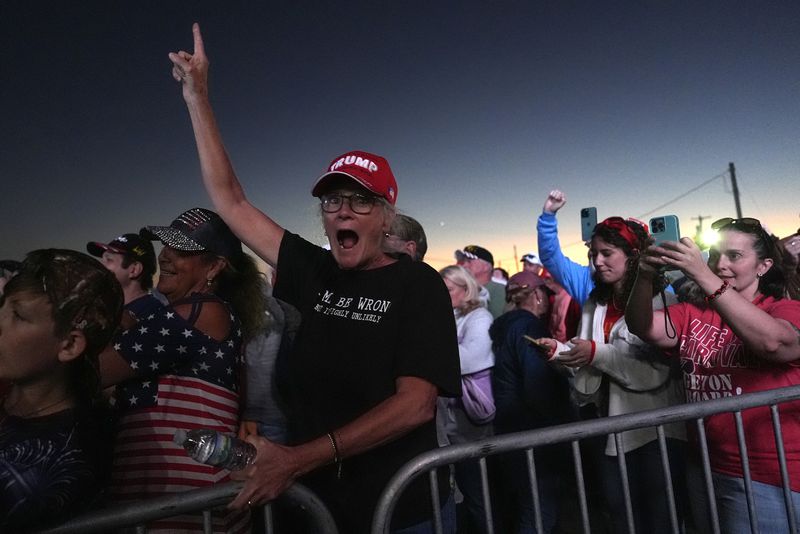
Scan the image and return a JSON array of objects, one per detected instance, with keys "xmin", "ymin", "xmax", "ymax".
[
  {"xmin": 649, "ymin": 215, "xmax": 681, "ymax": 246},
  {"xmin": 580, "ymin": 207, "xmax": 598, "ymax": 242},
  {"xmin": 523, "ymin": 335, "xmax": 550, "ymax": 351}
]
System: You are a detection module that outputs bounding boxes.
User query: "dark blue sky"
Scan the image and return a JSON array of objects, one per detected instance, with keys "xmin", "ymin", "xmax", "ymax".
[{"xmin": 3, "ymin": 1, "xmax": 798, "ymax": 268}]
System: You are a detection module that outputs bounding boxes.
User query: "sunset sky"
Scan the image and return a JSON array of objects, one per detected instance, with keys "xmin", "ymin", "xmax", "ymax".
[{"xmin": 3, "ymin": 1, "xmax": 798, "ymax": 271}]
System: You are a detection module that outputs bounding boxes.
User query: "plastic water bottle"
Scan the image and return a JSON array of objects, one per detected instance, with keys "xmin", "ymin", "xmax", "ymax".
[{"xmin": 174, "ymin": 428, "xmax": 257, "ymax": 471}]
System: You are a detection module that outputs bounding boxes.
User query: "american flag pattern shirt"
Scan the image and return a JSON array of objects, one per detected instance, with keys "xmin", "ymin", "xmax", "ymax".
[{"xmin": 109, "ymin": 294, "xmax": 248, "ymax": 533}]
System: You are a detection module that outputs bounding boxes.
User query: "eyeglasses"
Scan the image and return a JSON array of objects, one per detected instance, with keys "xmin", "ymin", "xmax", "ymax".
[
  {"xmin": 710, "ymin": 217, "xmax": 761, "ymax": 231},
  {"xmin": 320, "ymin": 193, "xmax": 379, "ymax": 215}
]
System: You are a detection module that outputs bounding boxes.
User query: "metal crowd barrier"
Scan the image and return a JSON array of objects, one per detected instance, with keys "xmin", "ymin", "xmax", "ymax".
[
  {"xmin": 372, "ymin": 384, "xmax": 800, "ymax": 534},
  {"xmin": 39, "ymin": 481, "xmax": 338, "ymax": 534}
]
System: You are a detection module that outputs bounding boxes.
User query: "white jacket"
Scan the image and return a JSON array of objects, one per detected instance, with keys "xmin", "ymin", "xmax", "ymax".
[{"xmin": 552, "ymin": 295, "xmax": 685, "ymax": 455}]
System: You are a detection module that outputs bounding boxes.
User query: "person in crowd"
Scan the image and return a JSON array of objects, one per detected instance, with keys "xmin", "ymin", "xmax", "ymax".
[
  {"xmin": 456, "ymin": 245, "xmax": 506, "ymax": 318},
  {"xmin": 537, "ymin": 216, "xmax": 687, "ymax": 534},
  {"xmin": 384, "ymin": 213, "xmax": 428, "ymax": 261},
  {"xmin": 490, "ymin": 271, "xmax": 573, "ymax": 533},
  {"xmin": 87, "ymin": 232, "xmax": 163, "ymax": 318},
  {"xmin": 438, "ymin": 265, "xmax": 495, "ymax": 533},
  {"xmin": 239, "ymin": 280, "xmax": 301, "ymax": 445},
  {"xmin": 520, "ymin": 252, "xmax": 545, "ymax": 275},
  {"xmin": 0, "ymin": 249, "xmax": 123, "ymax": 531},
  {"xmin": 491, "ymin": 267, "xmax": 509, "ymax": 285},
  {"xmin": 781, "ymin": 228, "xmax": 800, "ymax": 267},
  {"xmin": 541, "ymin": 269, "xmax": 581, "ymax": 343},
  {"xmin": 0, "ymin": 260, "xmax": 21, "ymax": 294},
  {"xmin": 98, "ymin": 207, "xmax": 267, "ymax": 533},
  {"xmin": 520, "ymin": 250, "xmax": 581, "ymax": 340},
  {"xmin": 626, "ymin": 217, "xmax": 800, "ymax": 533},
  {"xmin": 537, "ymin": 190, "xmax": 594, "ymax": 305},
  {"xmin": 779, "ymin": 228, "xmax": 800, "ymax": 299},
  {"xmin": 168, "ymin": 24, "xmax": 461, "ymax": 533}
]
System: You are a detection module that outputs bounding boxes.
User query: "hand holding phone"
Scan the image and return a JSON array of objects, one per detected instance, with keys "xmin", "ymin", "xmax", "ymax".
[
  {"xmin": 649, "ymin": 215, "xmax": 681, "ymax": 246},
  {"xmin": 523, "ymin": 335, "xmax": 555, "ymax": 359}
]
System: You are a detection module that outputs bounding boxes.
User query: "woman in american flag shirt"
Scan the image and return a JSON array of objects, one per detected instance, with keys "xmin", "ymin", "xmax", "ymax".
[{"xmin": 99, "ymin": 207, "xmax": 267, "ymax": 534}]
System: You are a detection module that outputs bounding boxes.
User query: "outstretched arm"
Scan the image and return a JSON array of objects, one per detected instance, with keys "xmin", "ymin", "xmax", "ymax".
[
  {"xmin": 537, "ymin": 190, "xmax": 593, "ymax": 304},
  {"xmin": 645, "ymin": 238, "xmax": 800, "ymax": 363},
  {"xmin": 168, "ymin": 24, "xmax": 284, "ymax": 266}
]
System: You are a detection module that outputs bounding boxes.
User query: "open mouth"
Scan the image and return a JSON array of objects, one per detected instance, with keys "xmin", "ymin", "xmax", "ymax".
[{"xmin": 336, "ymin": 230, "xmax": 359, "ymax": 250}]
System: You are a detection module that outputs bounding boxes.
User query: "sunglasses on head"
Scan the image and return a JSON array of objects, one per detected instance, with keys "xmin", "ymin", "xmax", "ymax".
[{"xmin": 710, "ymin": 217, "xmax": 761, "ymax": 231}]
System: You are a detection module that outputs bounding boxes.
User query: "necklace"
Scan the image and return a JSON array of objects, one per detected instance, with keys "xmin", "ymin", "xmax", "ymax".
[
  {"xmin": 611, "ymin": 292, "xmax": 625, "ymax": 311},
  {"xmin": 1, "ymin": 394, "xmax": 72, "ymax": 424}
]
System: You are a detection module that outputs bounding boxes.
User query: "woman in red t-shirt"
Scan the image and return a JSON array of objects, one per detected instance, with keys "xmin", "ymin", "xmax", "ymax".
[{"xmin": 627, "ymin": 217, "xmax": 800, "ymax": 533}]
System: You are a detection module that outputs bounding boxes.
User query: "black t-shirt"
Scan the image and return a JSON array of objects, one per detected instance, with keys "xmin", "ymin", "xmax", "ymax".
[
  {"xmin": 274, "ymin": 231, "xmax": 460, "ymax": 532},
  {"xmin": 0, "ymin": 408, "xmax": 108, "ymax": 532}
]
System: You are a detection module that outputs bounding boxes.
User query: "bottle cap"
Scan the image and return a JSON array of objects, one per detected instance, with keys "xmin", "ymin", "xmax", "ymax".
[{"xmin": 173, "ymin": 429, "xmax": 188, "ymax": 445}]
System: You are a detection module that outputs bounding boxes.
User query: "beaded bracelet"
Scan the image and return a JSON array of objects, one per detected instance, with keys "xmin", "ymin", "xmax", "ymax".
[
  {"xmin": 705, "ymin": 280, "xmax": 730, "ymax": 302},
  {"xmin": 327, "ymin": 431, "xmax": 342, "ymax": 479}
]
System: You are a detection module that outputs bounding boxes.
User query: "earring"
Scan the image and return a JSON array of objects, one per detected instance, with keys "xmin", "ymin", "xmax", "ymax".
[
  {"xmin": 206, "ymin": 278, "xmax": 213, "ymax": 287},
  {"xmin": 756, "ymin": 272, "xmax": 763, "ymax": 279}
]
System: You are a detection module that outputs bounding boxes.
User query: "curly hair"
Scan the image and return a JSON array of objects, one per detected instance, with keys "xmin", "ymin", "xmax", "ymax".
[
  {"xmin": 3, "ymin": 249, "xmax": 123, "ymax": 405},
  {"xmin": 589, "ymin": 219, "xmax": 666, "ymax": 306},
  {"xmin": 211, "ymin": 251, "xmax": 269, "ymax": 341}
]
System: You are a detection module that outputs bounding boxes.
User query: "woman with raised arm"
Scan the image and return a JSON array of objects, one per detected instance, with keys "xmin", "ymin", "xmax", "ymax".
[
  {"xmin": 168, "ymin": 24, "xmax": 461, "ymax": 533},
  {"xmin": 536, "ymin": 217, "xmax": 686, "ymax": 534},
  {"xmin": 626, "ymin": 217, "xmax": 800, "ymax": 532}
]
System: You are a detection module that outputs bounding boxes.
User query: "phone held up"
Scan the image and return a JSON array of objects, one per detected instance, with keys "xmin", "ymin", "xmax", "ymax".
[
  {"xmin": 580, "ymin": 207, "xmax": 598, "ymax": 242},
  {"xmin": 649, "ymin": 215, "xmax": 681, "ymax": 246}
]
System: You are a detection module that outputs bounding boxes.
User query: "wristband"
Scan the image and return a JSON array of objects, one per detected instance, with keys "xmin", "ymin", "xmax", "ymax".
[
  {"xmin": 327, "ymin": 431, "xmax": 342, "ymax": 479},
  {"xmin": 705, "ymin": 280, "xmax": 730, "ymax": 303},
  {"xmin": 588, "ymin": 340, "xmax": 596, "ymax": 364}
]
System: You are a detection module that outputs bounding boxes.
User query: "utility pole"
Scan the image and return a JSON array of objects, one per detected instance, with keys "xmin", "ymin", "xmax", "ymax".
[
  {"xmin": 513, "ymin": 245, "xmax": 518, "ymax": 272},
  {"xmin": 729, "ymin": 162, "xmax": 743, "ymax": 218}
]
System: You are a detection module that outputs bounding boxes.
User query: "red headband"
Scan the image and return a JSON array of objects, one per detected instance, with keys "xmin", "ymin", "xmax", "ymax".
[{"xmin": 596, "ymin": 217, "xmax": 648, "ymax": 251}]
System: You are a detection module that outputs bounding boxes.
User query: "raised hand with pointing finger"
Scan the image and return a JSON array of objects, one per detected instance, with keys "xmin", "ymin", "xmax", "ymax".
[{"xmin": 168, "ymin": 23, "xmax": 209, "ymax": 101}]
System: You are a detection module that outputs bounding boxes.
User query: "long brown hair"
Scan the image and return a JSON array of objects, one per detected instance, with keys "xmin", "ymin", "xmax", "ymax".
[{"xmin": 590, "ymin": 219, "xmax": 665, "ymax": 306}]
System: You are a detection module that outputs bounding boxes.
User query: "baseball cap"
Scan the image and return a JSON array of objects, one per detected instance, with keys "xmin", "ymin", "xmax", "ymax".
[
  {"xmin": 87, "ymin": 233, "xmax": 156, "ymax": 276},
  {"xmin": 455, "ymin": 245, "xmax": 494, "ymax": 266},
  {"xmin": 141, "ymin": 208, "xmax": 242, "ymax": 260},
  {"xmin": 311, "ymin": 150, "xmax": 398, "ymax": 205},
  {"xmin": 507, "ymin": 271, "xmax": 548, "ymax": 292},
  {"xmin": 520, "ymin": 252, "xmax": 542, "ymax": 265}
]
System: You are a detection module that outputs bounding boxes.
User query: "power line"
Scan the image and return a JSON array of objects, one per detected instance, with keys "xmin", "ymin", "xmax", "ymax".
[
  {"xmin": 635, "ymin": 170, "xmax": 729, "ymax": 219},
  {"xmin": 558, "ymin": 168, "xmax": 730, "ymax": 249}
]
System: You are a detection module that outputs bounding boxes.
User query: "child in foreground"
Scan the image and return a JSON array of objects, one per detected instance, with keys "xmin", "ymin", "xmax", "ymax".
[{"xmin": 0, "ymin": 249, "xmax": 123, "ymax": 531}]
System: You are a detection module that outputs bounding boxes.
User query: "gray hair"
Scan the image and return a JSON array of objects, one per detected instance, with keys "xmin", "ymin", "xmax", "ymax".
[{"xmin": 389, "ymin": 214, "xmax": 427, "ymax": 261}]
